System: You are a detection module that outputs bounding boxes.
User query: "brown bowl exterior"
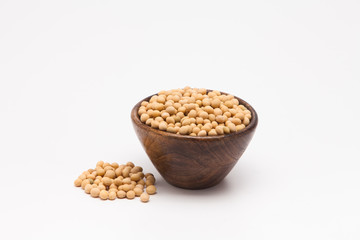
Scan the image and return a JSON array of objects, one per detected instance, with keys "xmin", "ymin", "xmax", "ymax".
[{"xmin": 131, "ymin": 92, "xmax": 258, "ymax": 189}]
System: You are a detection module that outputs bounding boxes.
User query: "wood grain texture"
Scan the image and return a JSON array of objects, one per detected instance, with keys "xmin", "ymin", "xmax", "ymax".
[{"xmin": 131, "ymin": 91, "xmax": 258, "ymax": 189}]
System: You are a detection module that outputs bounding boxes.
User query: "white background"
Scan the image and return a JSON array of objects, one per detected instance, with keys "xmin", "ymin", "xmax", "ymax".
[{"xmin": 1, "ymin": 1, "xmax": 359, "ymax": 239}]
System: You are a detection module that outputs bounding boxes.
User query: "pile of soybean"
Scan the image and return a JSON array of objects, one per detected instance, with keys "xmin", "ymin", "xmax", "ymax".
[
  {"xmin": 74, "ymin": 161, "xmax": 156, "ymax": 202},
  {"xmin": 138, "ymin": 86, "xmax": 252, "ymax": 136}
]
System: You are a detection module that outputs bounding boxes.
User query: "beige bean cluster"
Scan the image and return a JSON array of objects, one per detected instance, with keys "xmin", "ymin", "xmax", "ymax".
[
  {"xmin": 74, "ymin": 161, "xmax": 156, "ymax": 203},
  {"xmin": 138, "ymin": 87, "xmax": 252, "ymax": 136}
]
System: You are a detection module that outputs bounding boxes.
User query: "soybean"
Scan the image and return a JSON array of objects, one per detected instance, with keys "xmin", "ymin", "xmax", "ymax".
[
  {"xmin": 146, "ymin": 185, "xmax": 157, "ymax": 195},
  {"xmin": 99, "ymin": 190, "xmax": 109, "ymax": 200},
  {"xmin": 138, "ymin": 87, "xmax": 251, "ymax": 136},
  {"xmin": 74, "ymin": 161, "xmax": 157, "ymax": 203},
  {"xmin": 140, "ymin": 193, "xmax": 150, "ymax": 203}
]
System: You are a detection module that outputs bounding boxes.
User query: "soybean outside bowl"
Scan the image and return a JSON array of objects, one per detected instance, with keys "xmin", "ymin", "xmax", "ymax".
[{"xmin": 131, "ymin": 91, "xmax": 258, "ymax": 189}]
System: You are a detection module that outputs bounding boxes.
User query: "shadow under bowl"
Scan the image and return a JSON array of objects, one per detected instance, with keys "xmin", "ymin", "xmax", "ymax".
[{"xmin": 131, "ymin": 91, "xmax": 258, "ymax": 189}]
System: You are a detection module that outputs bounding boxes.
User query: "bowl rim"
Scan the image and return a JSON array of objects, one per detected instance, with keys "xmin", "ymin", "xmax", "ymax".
[{"xmin": 131, "ymin": 89, "xmax": 258, "ymax": 141}]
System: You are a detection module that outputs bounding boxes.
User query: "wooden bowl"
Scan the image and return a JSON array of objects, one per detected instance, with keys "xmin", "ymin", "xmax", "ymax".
[{"xmin": 131, "ymin": 91, "xmax": 258, "ymax": 189}]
